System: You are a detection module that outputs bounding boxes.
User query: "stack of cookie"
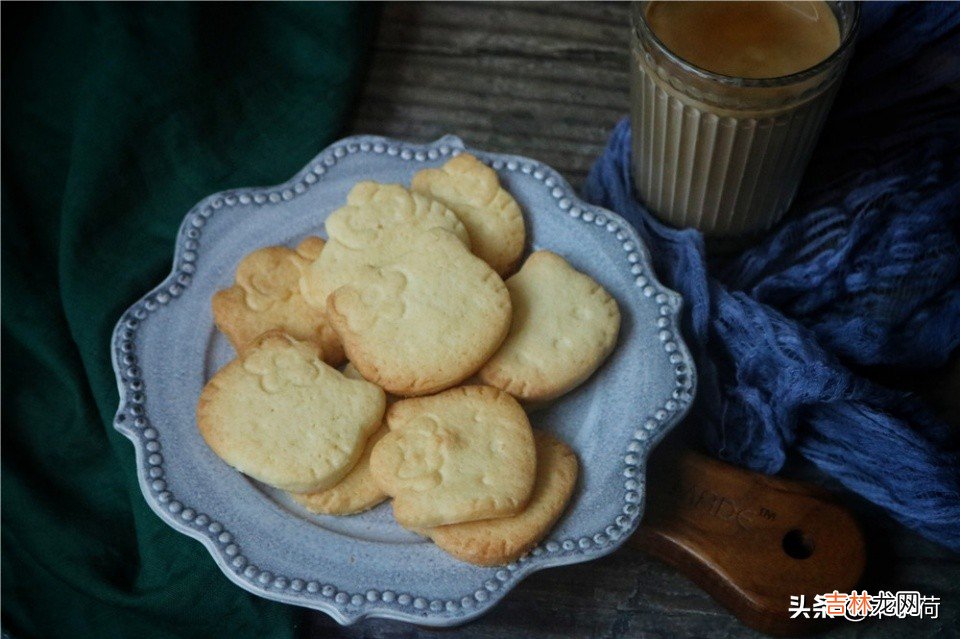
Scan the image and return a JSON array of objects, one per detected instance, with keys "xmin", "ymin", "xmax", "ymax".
[{"xmin": 198, "ymin": 153, "xmax": 621, "ymax": 566}]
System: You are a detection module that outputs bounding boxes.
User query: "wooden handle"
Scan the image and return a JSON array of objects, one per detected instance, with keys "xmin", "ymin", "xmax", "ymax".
[{"xmin": 635, "ymin": 451, "xmax": 865, "ymax": 636}]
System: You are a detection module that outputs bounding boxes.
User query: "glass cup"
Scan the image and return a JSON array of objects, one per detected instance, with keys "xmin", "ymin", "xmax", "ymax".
[{"xmin": 629, "ymin": 1, "xmax": 860, "ymax": 239}]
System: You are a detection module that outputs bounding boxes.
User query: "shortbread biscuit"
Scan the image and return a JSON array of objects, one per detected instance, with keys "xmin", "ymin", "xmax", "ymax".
[
  {"xmin": 326, "ymin": 181, "xmax": 470, "ymax": 250},
  {"xmin": 412, "ymin": 153, "xmax": 525, "ymax": 276},
  {"xmin": 288, "ymin": 361, "xmax": 391, "ymax": 516},
  {"xmin": 301, "ymin": 232, "xmax": 403, "ymax": 316},
  {"xmin": 293, "ymin": 236, "xmax": 326, "ymax": 261},
  {"xmin": 343, "ymin": 362, "xmax": 398, "ymax": 400},
  {"xmin": 422, "ymin": 430, "xmax": 578, "ymax": 566},
  {"xmin": 213, "ymin": 237, "xmax": 344, "ymax": 365},
  {"xmin": 291, "ymin": 424, "xmax": 389, "ymax": 515},
  {"xmin": 197, "ymin": 331, "xmax": 385, "ymax": 493},
  {"xmin": 370, "ymin": 386, "xmax": 536, "ymax": 527},
  {"xmin": 300, "ymin": 182, "xmax": 470, "ymax": 309},
  {"xmin": 326, "ymin": 227, "xmax": 512, "ymax": 396},
  {"xmin": 479, "ymin": 251, "xmax": 620, "ymax": 402},
  {"xmin": 341, "ymin": 362, "xmax": 365, "ymax": 381}
]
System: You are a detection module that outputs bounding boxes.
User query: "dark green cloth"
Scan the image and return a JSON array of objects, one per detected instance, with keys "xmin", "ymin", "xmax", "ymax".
[{"xmin": 2, "ymin": 4, "xmax": 377, "ymax": 638}]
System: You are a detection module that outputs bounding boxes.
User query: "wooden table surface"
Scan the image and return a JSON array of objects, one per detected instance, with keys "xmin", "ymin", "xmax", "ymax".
[{"xmin": 306, "ymin": 3, "xmax": 959, "ymax": 637}]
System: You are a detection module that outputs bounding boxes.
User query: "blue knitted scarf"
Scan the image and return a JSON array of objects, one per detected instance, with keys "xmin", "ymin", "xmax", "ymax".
[{"xmin": 582, "ymin": 3, "xmax": 960, "ymax": 552}]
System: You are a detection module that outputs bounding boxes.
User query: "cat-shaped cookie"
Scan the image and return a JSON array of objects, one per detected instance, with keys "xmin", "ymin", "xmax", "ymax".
[
  {"xmin": 479, "ymin": 251, "xmax": 620, "ymax": 402},
  {"xmin": 300, "ymin": 182, "xmax": 470, "ymax": 310},
  {"xmin": 197, "ymin": 331, "xmax": 385, "ymax": 493},
  {"xmin": 289, "ymin": 363, "xmax": 393, "ymax": 515},
  {"xmin": 370, "ymin": 385, "xmax": 536, "ymax": 528},
  {"xmin": 421, "ymin": 430, "xmax": 578, "ymax": 566},
  {"xmin": 412, "ymin": 153, "xmax": 525, "ymax": 276},
  {"xmin": 325, "ymin": 227, "xmax": 512, "ymax": 396},
  {"xmin": 213, "ymin": 237, "xmax": 344, "ymax": 365}
]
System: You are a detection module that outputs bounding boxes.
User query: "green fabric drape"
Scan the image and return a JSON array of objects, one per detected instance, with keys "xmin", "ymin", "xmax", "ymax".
[{"xmin": 2, "ymin": 4, "xmax": 376, "ymax": 637}]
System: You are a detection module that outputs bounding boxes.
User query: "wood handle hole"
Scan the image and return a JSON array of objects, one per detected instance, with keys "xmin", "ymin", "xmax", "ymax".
[{"xmin": 781, "ymin": 529, "xmax": 815, "ymax": 560}]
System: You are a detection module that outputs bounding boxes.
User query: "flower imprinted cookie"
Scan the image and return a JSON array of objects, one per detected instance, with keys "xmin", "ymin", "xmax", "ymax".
[
  {"xmin": 300, "ymin": 182, "xmax": 470, "ymax": 309},
  {"xmin": 479, "ymin": 251, "xmax": 620, "ymax": 402},
  {"xmin": 422, "ymin": 430, "xmax": 578, "ymax": 566},
  {"xmin": 197, "ymin": 331, "xmax": 385, "ymax": 493},
  {"xmin": 213, "ymin": 237, "xmax": 344, "ymax": 365},
  {"xmin": 412, "ymin": 153, "xmax": 525, "ymax": 276},
  {"xmin": 370, "ymin": 385, "xmax": 536, "ymax": 528},
  {"xmin": 326, "ymin": 227, "xmax": 512, "ymax": 396}
]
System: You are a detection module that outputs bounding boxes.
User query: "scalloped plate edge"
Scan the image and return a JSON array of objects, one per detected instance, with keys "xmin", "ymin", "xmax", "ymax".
[{"xmin": 110, "ymin": 134, "xmax": 697, "ymax": 626}]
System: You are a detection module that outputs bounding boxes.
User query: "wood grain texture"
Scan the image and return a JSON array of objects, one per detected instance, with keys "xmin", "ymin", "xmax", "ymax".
[
  {"xmin": 637, "ymin": 451, "xmax": 866, "ymax": 636},
  {"xmin": 308, "ymin": 2, "xmax": 960, "ymax": 637},
  {"xmin": 346, "ymin": 2, "xmax": 630, "ymax": 188}
]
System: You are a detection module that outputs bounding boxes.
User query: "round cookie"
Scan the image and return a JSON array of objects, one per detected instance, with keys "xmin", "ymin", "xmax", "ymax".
[
  {"xmin": 300, "ymin": 182, "xmax": 470, "ymax": 309},
  {"xmin": 291, "ymin": 425, "xmax": 389, "ymax": 515},
  {"xmin": 422, "ymin": 430, "xmax": 579, "ymax": 566},
  {"xmin": 478, "ymin": 251, "xmax": 620, "ymax": 403},
  {"xmin": 412, "ymin": 153, "xmax": 525, "ymax": 276},
  {"xmin": 197, "ymin": 331, "xmax": 386, "ymax": 493},
  {"xmin": 326, "ymin": 227, "xmax": 512, "ymax": 396},
  {"xmin": 370, "ymin": 385, "xmax": 536, "ymax": 528},
  {"xmin": 213, "ymin": 237, "xmax": 345, "ymax": 365}
]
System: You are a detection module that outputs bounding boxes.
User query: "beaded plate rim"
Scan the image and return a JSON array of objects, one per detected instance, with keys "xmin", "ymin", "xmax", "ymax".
[{"xmin": 110, "ymin": 134, "xmax": 697, "ymax": 627}]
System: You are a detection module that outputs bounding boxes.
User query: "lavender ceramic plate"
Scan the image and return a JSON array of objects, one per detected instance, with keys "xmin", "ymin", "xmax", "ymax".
[{"xmin": 110, "ymin": 135, "xmax": 696, "ymax": 626}]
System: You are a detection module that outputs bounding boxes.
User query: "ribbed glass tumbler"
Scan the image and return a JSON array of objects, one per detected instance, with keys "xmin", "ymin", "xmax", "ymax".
[{"xmin": 629, "ymin": 1, "xmax": 860, "ymax": 238}]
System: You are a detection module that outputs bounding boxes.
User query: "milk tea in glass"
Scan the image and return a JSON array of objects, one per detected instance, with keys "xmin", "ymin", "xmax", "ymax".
[{"xmin": 630, "ymin": 1, "xmax": 860, "ymax": 238}]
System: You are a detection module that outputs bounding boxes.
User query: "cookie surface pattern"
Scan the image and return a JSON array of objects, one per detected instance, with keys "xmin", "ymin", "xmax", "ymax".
[
  {"xmin": 326, "ymin": 181, "xmax": 470, "ymax": 250},
  {"xmin": 370, "ymin": 385, "xmax": 536, "ymax": 528},
  {"xmin": 291, "ymin": 424, "xmax": 389, "ymax": 515},
  {"xmin": 213, "ymin": 237, "xmax": 344, "ymax": 365},
  {"xmin": 479, "ymin": 250, "xmax": 620, "ymax": 402},
  {"xmin": 301, "ymin": 182, "xmax": 470, "ymax": 309},
  {"xmin": 412, "ymin": 153, "xmax": 525, "ymax": 276},
  {"xmin": 196, "ymin": 332, "xmax": 385, "ymax": 493},
  {"xmin": 326, "ymin": 227, "xmax": 512, "ymax": 396},
  {"xmin": 422, "ymin": 430, "xmax": 578, "ymax": 566}
]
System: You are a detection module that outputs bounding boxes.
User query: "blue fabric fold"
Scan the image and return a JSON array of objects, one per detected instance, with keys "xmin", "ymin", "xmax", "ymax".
[{"xmin": 582, "ymin": 3, "xmax": 960, "ymax": 551}]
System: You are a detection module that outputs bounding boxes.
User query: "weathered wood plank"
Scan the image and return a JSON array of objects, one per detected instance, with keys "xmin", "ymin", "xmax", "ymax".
[
  {"xmin": 347, "ymin": 2, "xmax": 631, "ymax": 189},
  {"xmin": 376, "ymin": 4, "xmax": 629, "ymax": 66},
  {"xmin": 364, "ymin": 49, "xmax": 632, "ymax": 91},
  {"xmin": 348, "ymin": 116, "xmax": 605, "ymax": 185},
  {"xmin": 353, "ymin": 104, "xmax": 617, "ymax": 157},
  {"xmin": 383, "ymin": 2, "xmax": 628, "ymax": 46},
  {"xmin": 360, "ymin": 67, "xmax": 629, "ymax": 116}
]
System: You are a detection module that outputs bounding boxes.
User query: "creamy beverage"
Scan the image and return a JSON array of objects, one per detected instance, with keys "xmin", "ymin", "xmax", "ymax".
[
  {"xmin": 645, "ymin": 2, "xmax": 841, "ymax": 80},
  {"xmin": 630, "ymin": 1, "xmax": 859, "ymax": 239}
]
